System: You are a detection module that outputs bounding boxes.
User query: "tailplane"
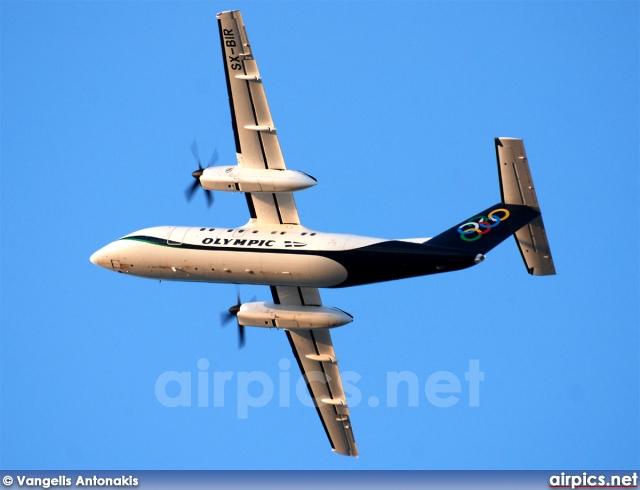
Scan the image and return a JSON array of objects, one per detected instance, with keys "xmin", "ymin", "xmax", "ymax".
[
  {"xmin": 425, "ymin": 137, "xmax": 556, "ymax": 276},
  {"xmin": 495, "ymin": 137, "xmax": 556, "ymax": 275}
]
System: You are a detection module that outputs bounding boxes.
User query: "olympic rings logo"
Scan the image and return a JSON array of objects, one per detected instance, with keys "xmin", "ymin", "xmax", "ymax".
[{"xmin": 458, "ymin": 208, "xmax": 510, "ymax": 242}]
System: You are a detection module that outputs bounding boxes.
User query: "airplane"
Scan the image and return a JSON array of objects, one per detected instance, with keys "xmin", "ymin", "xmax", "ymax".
[{"xmin": 90, "ymin": 10, "xmax": 556, "ymax": 458}]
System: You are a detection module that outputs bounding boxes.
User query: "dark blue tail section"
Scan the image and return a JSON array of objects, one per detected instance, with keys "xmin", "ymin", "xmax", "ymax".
[{"xmin": 425, "ymin": 203, "xmax": 540, "ymax": 255}]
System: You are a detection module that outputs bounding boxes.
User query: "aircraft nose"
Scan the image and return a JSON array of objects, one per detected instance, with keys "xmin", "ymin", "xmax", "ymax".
[
  {"xmin": 90, "ymin": 247, "xmax": 107, "ymax": 267},
  {"xmin": 90, "ymin": 239, "xmax": 137, "ymax": 271},
  {"xmin": 90, "ymin": 241, "xmax": 121, "ymax": 268}
]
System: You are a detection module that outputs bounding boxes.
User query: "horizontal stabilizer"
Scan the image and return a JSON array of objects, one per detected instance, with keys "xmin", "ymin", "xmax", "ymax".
[{"xmin": 495, "ymin": 138, "xmax": 556, "ymax": 275}]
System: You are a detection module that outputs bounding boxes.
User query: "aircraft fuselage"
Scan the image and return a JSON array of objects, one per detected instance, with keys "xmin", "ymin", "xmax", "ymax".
[{"xmin": 90, "ymin": 224, "xmax": 480, "ymax": 288}]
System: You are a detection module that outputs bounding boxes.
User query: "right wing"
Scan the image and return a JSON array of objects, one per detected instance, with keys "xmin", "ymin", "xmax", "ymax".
[
  {"xmin": 271, "ymin": 286, "xmax": 359, "ymax": 457},
  {"xmin": 216, "ymin": 10, "xmax": 299, "ymax": 226}
]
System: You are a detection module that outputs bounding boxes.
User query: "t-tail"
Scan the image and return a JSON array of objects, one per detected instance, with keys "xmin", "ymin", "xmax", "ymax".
[{"xmin": 425, "ymin": 138, "xmax": 556, "ymax": 276}]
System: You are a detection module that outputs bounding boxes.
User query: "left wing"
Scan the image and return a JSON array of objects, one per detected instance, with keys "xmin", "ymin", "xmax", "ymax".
[
  {"xmin": 271, "ymin": 286, "xmax": 359, "ymax": 457},
  {"xmin": 216, "ymin": 10, "xmax": 299, "ymax": 225}
]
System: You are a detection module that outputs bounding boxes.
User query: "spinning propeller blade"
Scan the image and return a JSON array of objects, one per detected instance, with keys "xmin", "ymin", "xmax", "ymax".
[
  {"xmin": 185, "ymin": 140, "xmax": 218, "ymax": 208},
  {"xmin": 220, "ymin": 291, "xmax": 254, "ymax": 349}
]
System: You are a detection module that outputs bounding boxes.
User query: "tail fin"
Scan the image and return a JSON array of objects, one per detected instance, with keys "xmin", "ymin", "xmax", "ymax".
[{"xmin": 425, "ymin": 203, "xmax": 540, "ymax": 255}]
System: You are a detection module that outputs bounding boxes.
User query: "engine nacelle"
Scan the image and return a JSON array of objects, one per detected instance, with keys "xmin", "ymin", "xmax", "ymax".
[
  {"xmin": 237, "ymin": 302, "xmax": 353, "ymax": 330},
  {"xmin": 199, "ymin": 166, "xmax": 317, "ymax": 193}
]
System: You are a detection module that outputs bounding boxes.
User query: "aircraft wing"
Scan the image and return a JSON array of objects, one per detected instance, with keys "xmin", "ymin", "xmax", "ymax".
[
  {"xmin": 217, "ymin": 11, "xmax": 357, "ymax": 457},
  {"xmin": 271, "ymin": 286, "xmax": 359, "ymax": 457},
  {"xmin": 216, "ymin": 10, "xmax": 300, "ymax": 225}
]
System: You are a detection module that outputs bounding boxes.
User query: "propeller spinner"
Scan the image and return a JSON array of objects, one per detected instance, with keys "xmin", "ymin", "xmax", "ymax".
[
  {"xmin": 220, "ymin": 291, "xmax": 254, "ymax": 349},
  {"xmin": 185, "ymin": 140, "xmax": 218, "ymax": 208}
]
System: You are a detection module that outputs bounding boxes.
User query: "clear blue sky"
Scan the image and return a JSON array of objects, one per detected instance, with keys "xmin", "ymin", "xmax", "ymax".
[{"xmin": 1, "ymin": 1, "xmax": 638, "ymax": 470}]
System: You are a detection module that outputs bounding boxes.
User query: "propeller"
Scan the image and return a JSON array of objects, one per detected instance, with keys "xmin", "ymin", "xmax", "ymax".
[
  {"xmin": 185, "ymin": 140, "xmax": 218, "ymax": 208},
  {"xmin": 220, "ymin": 291, "xmax": 255, "ymax": 349}
]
